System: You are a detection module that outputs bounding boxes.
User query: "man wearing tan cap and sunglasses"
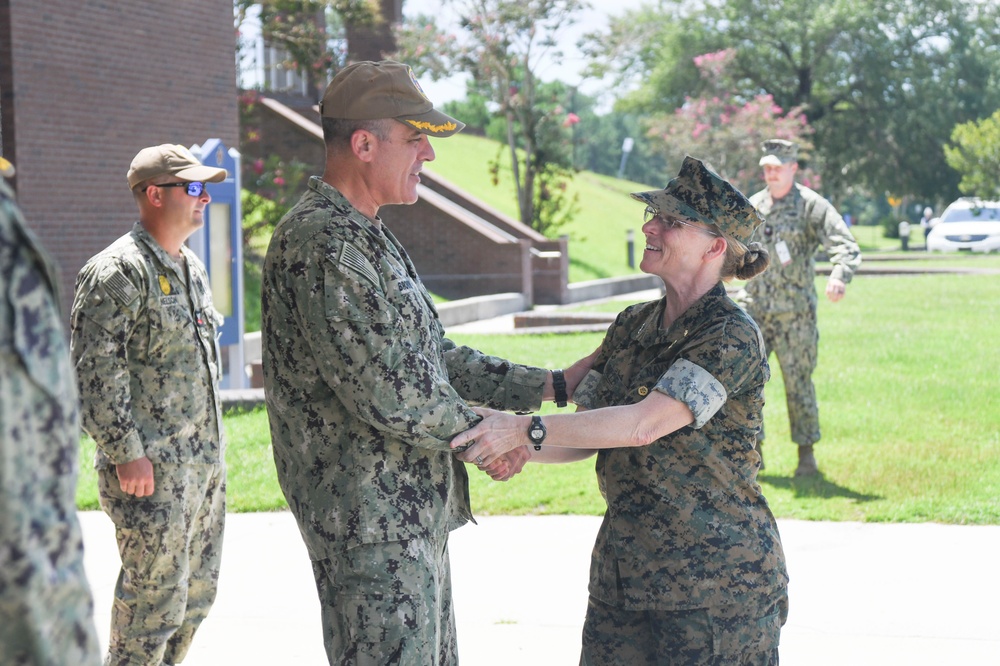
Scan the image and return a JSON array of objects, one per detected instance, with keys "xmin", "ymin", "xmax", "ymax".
[
  {"xmin": 261, "ymin": 61, "xmax": 585, "ymax": 664},
  {"xmin": 71, "ymin": 144, "xmax": 228, "ymax": 665}
]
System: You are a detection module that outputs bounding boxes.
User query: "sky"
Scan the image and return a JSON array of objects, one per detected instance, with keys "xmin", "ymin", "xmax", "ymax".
[{"xmin": 402, "ymin": 0, "xmax": 650, "ymax": 107}]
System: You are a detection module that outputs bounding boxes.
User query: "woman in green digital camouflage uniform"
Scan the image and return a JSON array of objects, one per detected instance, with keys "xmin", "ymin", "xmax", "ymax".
[{"xmin": 453, "ymin": 156, "xmax": 789, "ymax": 665}]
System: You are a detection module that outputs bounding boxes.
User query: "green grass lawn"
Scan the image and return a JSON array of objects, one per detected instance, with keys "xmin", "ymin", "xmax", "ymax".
[
  {"xmin": 459, "ymin": 273, "xmax": 1000, "ymax": 524},
  {"xmin": 78, "ymin": 269, "xmax": 1000, "ymax": 524},
  {"xmin": 423, "ymin": 133, "xmax": 927, "ymax": 276},
  {"xmin": 427, "ymin": 133, "xmax": 653, "ymax": 283}
]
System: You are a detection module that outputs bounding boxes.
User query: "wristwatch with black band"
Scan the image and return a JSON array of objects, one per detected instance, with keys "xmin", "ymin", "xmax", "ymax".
[
  {"xmin": 527, "ymin": 415, "xmax": 546, "ymax": 451},
  {"xmin": 552, "ymin": 369, "xmax": 568, "ymax": 408}
]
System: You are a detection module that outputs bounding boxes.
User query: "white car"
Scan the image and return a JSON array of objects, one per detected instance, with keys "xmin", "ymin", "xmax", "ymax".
[{"xmin": 926, "ymin": 198, "xmax": 1000, "ymax": 252}]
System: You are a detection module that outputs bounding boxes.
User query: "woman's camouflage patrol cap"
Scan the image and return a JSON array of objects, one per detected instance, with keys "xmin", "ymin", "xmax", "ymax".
[
  {"xmin": 320, "ymin": 60, "xmax": 465, "ymax": 138},
  {"xmin": 630, "ymin": 156, "xmax": 763, "ymax": 245}
]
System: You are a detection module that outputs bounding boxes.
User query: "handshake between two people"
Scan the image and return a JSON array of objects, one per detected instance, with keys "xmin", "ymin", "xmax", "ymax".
[{"xmin": 451, "ymin": 348, "xmax": 600, "ymax": 482}]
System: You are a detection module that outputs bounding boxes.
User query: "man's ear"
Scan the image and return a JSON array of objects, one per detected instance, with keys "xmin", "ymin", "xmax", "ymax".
[
  {"xmin": 141, "ymin": 184, "xmax": 165, "ymax": 209},
  {"xmin": 352, "ymin": 129, "xmax": 376, "ymax": 163}
]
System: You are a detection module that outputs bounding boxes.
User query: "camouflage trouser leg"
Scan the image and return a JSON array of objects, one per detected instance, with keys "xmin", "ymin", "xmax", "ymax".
[
  {"xmin": 580, "ymin": 593, "xmax": 787, "ymax": 666},
  {"xmin": 311, "ymin": 536, "xmax": 457, "ymax": 666},
  {"xmin": 0, "ymin": 541, "xmax": 102, "ymax": 666},
  {"xmin": 98, "ymin": 463, "xmax": 225, "ymax": 666},
  {"xmin": 755, "ymin": 309, "xmax": 821, "ymax": 446}
]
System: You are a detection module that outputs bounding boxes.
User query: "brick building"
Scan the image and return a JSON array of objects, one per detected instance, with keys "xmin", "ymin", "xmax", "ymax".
[{"xmin": 0, "ymin": 0, "xmax": 239, "ymax": 317}]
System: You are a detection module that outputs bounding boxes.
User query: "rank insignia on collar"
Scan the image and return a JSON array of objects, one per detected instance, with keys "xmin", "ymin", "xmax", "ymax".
[{"xmin": 159, "ymin": 275, "xmax": 171, "ymax": 295}]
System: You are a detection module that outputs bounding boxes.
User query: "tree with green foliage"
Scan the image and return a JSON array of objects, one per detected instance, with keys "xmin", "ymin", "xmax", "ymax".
[
  {"xmin": 234, "ymin": 2, "xmax": 403, "ymax": 240},
  {"xmin": 398, "ymin": 0, "xmax": 588, "ymax": 235},
  {"xmin": 516, "ymin": 81, "xmax": 581, "ymax": 237},
  {"xmin": 643, "ymin": 48, "xmax": 817, "ymax": 196},
  {"xmin": 237, "ymin": 90, "xmax": 311, "ymax": 251},
  {"xmin": 583, "ymin": 0, "xmax": 1000, "ymax": 204},
  {"xmin": 944, "ymin": 109, "xmax": 1000, "ymax": 200},
  {"xmin": 235, "ymin": 0, "xmax": 398, "ymax": 102},
  {"xmin": 559, "ymin": 90, "xmax": 670, "ymax": 186}
]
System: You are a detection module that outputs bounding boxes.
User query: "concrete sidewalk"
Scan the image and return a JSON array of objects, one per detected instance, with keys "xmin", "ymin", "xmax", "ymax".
[{"xmin": 80, "ymin": 512, "xmax": 1000, "ymax": 665}]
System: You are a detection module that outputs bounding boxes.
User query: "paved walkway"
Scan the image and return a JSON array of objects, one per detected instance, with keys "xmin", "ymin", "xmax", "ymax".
[{"xmin": 80, "ymin": 512, "xmax": 1000, "ymax": 665}]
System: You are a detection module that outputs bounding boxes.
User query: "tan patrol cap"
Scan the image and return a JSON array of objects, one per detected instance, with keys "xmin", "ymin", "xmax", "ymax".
[
  {"xmin": 320, "ymin": 60, "xmax": 465, "ymax": 138},
  {"xmin": 759, "ymin": 139, "xmax": 798, "ymax": 167},
  {"xmin": 631, "ymin": 156, "xmax": 763, "ymax": 245},
  {"xmin": 127, "ymin": 144, "xmax": 227, "ymax": 190}
]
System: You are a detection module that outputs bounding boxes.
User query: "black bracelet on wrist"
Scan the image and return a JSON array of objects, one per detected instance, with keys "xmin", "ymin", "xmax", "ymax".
[{"xmin": 552, "ymin": 369, "xmax": 568, "ymax": 408}]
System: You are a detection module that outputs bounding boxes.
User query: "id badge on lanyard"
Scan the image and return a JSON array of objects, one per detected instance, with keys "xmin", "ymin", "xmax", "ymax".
[{"xmin": 775, "ymin": 239, "xmax": 792, "ymax": 266}]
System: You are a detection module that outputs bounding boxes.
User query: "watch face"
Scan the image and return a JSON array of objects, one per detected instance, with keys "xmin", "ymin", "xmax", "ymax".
[{"xmin": 530, "ymin": 428, "xmax": 544, "ymax": 440}]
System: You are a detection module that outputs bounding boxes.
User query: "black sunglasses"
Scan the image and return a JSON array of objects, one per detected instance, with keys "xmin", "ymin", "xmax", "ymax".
[{"xmin": 143, "ymin": 181, "xmax": 207, "ymax": 197}]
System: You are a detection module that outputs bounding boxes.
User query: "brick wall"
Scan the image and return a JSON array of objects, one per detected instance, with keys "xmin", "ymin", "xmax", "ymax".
[
  {"xmin": 0, "ymin": 0, "xmax": 239, "ymax": 317},
  {"xmin": 382, "ymin": 194, "xmax": 533, "ymax": 301},
  {"xmin": 255, "ymin": 108, "xmax": 325, "ymax": 173},
  {"xmin": 417, "ymin": 170, "xmax": 570, "ymax": 303},
  {"xmin": 531, "ymin": 236, "xmax": 570, "ymax": 304},
  {"xmin": 243, "ymin": 95, "xmax": 325, "ymax": 193}
]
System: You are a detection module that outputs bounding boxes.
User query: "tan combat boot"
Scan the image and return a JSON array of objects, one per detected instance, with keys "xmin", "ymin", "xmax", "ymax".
[{"xmin": 794, "ymin": 444, "xmax": 819, "ymax": 476}]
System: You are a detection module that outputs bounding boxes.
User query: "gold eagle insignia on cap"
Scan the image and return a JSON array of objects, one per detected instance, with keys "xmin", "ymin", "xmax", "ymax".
[{"xmin": 158, "ymin": 275, "xmax": 172, "ymax": 295}]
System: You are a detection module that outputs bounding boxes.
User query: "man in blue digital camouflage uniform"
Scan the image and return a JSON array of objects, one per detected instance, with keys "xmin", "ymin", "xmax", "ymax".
[
  {"xmin": 1, "ymin": 154, "xmax": 102, "ymax": 666},
  {"xmin": 261, "ymin": 60, "xmax": 585, "ymax": 665},
  {"xmin": 71, "ymin": 145, "xmax": 228, "ymax": 665},
  {"xmin": 746, "ymin": 139, "xmax": 862, "ymax": 476}
]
